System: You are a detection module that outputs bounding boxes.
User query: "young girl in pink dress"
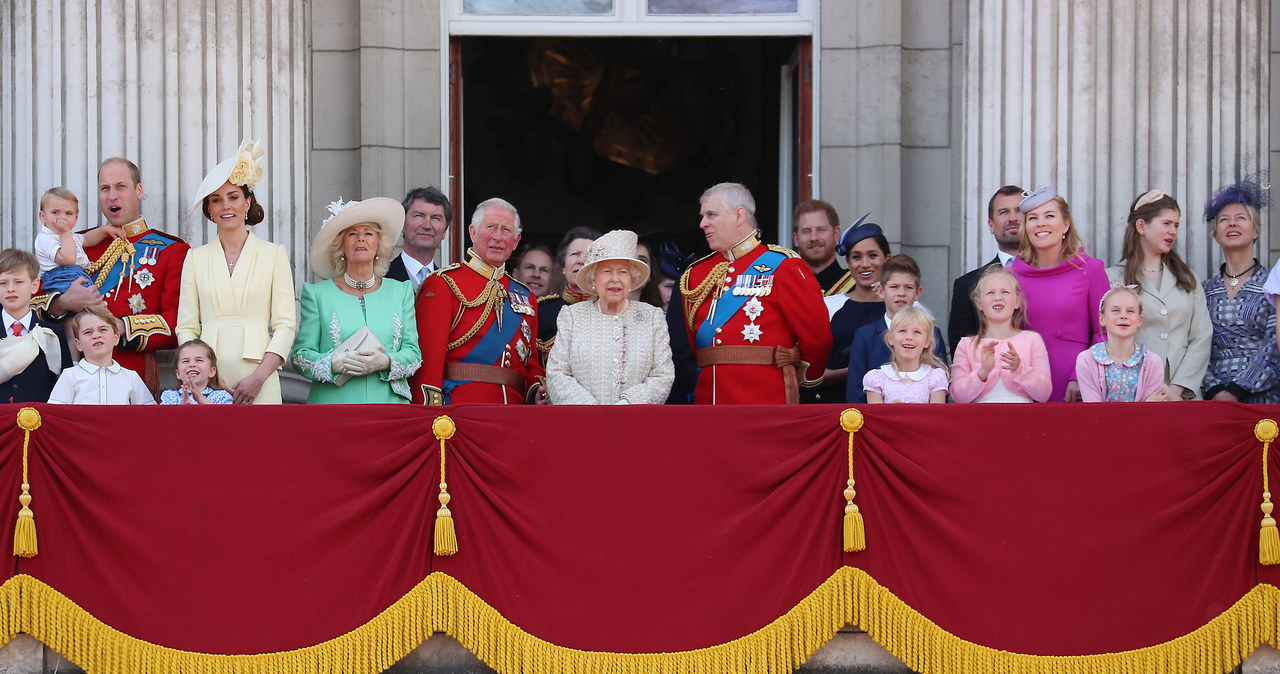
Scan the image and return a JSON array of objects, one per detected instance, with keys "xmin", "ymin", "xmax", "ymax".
[
  {"xmin": 950, "ymin": 267, "xmax": 1052, "ymax": 403},
  {"xmin": 1075, "ymin": 286, "xmax": 1170, "ymax": 402},
  {"xmin": 862, "ymin": 306, "xmax": 949, "ymax": 403}
]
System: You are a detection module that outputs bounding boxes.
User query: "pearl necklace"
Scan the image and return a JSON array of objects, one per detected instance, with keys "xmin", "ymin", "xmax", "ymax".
[{"xmin": 344, "ymin": 273, "xmax": 376, "ymax": 290}]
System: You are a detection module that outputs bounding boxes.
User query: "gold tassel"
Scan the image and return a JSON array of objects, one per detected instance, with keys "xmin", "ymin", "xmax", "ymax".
[
  {"xmin": 13, "ymin": 407, "xmax": 41, "ymax": 558},
  {"xmin": 1256, "ymin": 419, "xmax": 1279, "ymax": 565},
  {"xmin": 433, "ymin": 415, "xmax": 458, "ymax": 556},
  {"xmin": 840, "ymin": 409, "xmax": 865, "ymax": 552}
]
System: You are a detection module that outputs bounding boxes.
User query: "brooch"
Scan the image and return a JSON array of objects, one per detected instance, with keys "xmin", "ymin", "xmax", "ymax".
[
  {"xmin": 741, "ymin": 323, "xmax": 763, "ymax": 342},
  {"xmin": 133, "ymin": 268, "xmax": 155, "ymax": 289},
  {"xmin": 128, "ymin": 293, "xmax": 147, "ymax": 314}
]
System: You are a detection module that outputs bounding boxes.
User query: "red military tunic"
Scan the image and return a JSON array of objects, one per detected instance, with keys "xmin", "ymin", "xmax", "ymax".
[
  {"xmin": 411, "ymin": 251, "xmax": 543, "ymax": 405},
  {"xmin": 680, "ymin": 231, "xmax": 831, "ymax": 404},
  {"xmin": 82, "ymin": 218, "xmax": 189, "ymax": 384}
]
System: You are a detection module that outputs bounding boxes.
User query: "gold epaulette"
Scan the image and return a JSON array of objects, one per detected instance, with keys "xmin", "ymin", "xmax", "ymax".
[
  {"xmin": 767, "ymin": 244, "xmax": 801, "ymax": 259},
  {"xmin": 536, "ymin": 293, "xmax": 561, "ymax": 305},
  {"xmin": 27, "ymin": 294, "xmax": 53, "ymax": 312}
]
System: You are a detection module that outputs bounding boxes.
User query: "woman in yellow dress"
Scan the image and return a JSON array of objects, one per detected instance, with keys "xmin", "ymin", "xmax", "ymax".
[{"xmin": 176, "ymin": 139, "xmax": 296, "ymax": 404}]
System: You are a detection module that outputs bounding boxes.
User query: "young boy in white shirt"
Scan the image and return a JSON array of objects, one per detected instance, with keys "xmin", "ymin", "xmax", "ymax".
[{"xmin": 48, "ymin": 305, "xmax": 154, "ymax": 405}]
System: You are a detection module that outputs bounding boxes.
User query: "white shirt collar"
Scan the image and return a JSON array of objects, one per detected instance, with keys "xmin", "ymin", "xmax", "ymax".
[
  {"xmin": 879, "ymin": 363, "xmax": 934, "ymax": 381},
  {"xmin": 997, "ymin": 250, "xmax": 1016, "ymax": 267},
  {"xmin": 76, "ymin": 359, "xmax": 122, "ymax": 375},
  {"xmin": 400, "ymin": 252, "xmax": 435, "ymax": 279},
  {"xmin": 4, "ymin": 311, "xmax": 31, "ymax": 336}
]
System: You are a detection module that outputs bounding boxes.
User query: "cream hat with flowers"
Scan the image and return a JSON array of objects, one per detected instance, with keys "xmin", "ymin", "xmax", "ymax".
[
  {"xmin": 309, "ymin": 197, "xmax": 406, "ymax": 280},
  {"xmin": 188, "ymin": 139, "xmax": 265, "ymax": 215},
  {"xmin": 576, "ymin": 229, "xmax": 651, "ymax": 294}
]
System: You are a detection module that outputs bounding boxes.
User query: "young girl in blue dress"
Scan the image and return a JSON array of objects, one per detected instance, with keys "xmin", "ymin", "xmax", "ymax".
[
  {"xmin": 1074, "ymin": 286, "xmax": 1170, "ymax": 402},
  {"xmin": 160, "ymin": 340, "xmax": 233, "ymax": 405}
]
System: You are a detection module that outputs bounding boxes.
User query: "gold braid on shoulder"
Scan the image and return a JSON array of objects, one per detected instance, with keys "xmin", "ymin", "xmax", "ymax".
[
  {"xmin": 440, "ymin": 274, "xmax": 506, "ymax": 351},
  {"xmin": 679, "ymin": 261, "xmax": 728, "ymax": 331}
]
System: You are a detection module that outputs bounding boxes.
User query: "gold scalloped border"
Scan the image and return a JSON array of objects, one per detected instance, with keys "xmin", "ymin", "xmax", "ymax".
[{"xmin": 0, "ymin": 570, "xmax": 1274, "ymax": 673}]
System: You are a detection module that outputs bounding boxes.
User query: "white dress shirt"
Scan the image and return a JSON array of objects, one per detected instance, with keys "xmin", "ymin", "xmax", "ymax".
[
  {"xmin": 48, "ymin": 359, "xmax": 156, "ymax": 404},
  {"xmin": 400, "ymin": 252, "xmax": 436, "ymax": 291}
]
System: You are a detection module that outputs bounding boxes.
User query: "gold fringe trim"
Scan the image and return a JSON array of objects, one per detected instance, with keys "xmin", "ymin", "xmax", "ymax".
[{"xmin": 0, "ymin": 570, "xmax": 1276, "ymax": 674}]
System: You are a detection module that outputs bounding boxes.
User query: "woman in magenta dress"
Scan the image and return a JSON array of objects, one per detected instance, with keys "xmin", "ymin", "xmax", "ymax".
[{"xmin": 1009, "ymin": 186, "xmax": 1110, "ymax": 402}]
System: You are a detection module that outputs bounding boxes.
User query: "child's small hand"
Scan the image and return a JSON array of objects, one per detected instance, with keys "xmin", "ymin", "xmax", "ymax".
[
  {"xmin": 179, "ymin": 381, "xmax": 192, "ymax": 405},
  {"xmin": 49, "ymin": 217, "xmax": 76, "ymax": 234},
  {"xmin": 1001, "ymin": 344, "xmax": 1021, "ymax": 371},
  {"xmin": 977, "ymin": 340, "xmax": 996, "ymax": 380},
  {"xmin": 1145, "ymin": 387, "xmax": 1171, "ymax": 402},
  {"xmin": 101, "ymin": 225, "xmax": 125, "ymax": 240}
]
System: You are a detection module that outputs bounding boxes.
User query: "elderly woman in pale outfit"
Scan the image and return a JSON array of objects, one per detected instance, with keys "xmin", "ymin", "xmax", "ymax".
[
  {"xmin": 546, "ymin": 230, "xmax": 674, "ymax": 404},
  {"xmin": 177, "ymin": 139, "xmax": 296, "ymax": 404}
]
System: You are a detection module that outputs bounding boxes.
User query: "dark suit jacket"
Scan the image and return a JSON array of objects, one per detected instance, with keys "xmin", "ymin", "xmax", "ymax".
[
  {"xmin": 0, "ymin": 313, "xmax": 72, "ymax": 403},
  {"xmin": 947, "ymin": 256, "xmax": 1002, "ymax": 359},
  {"xmin": 386, "ymin": 255, "xmax": 409, "ymax": 284},
  {"xmin": 847, "ymin": 319, "xmax": 947, "ymax": 404}
]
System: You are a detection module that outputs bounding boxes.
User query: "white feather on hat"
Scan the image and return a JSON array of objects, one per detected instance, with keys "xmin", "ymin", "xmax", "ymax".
[{"xmin": 308, "ymin": 197, "xmax": 406, "ymax": 280}]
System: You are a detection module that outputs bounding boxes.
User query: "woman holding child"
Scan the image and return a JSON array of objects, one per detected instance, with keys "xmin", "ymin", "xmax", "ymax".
[
  {"xmin": 1010, "ymin": 186, "xmax": 1110, "ymax": 402},
  {"xmin": 1105, "ymin": 190, "xmax": 1211, "ymax": 399},
  {"xmin": 290, "ymin": 197, "xmax": 421, "ymax": 404},
  {"xmin": 176, "ymin": 140, "xmax": 296, "ymax": 404}
]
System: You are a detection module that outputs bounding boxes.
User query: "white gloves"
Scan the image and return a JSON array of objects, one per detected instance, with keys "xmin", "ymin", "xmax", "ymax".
[
  {"xmin": 331, "ymin": 350, "xmax": 359, "ymax": 375},
  {"xmin": 331, "ymin": 349, "xmax": 390, "ymax": 376}
]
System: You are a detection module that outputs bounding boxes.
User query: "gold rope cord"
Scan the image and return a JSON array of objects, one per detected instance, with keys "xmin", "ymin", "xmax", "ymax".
[
  {"xmin": 84, "ymin": 238, "xmax": 136, "ymax": 291},
  {"xmin": 679, "ymin": 261, "xmax": 728, "ymax": 331},
  {"xmin": 439, "ymin": 275, "xmax": 505, "ymax": 351},
  {"xmin": 0, "ymin": 569, "xmax": 1276, "ymax": 674}
]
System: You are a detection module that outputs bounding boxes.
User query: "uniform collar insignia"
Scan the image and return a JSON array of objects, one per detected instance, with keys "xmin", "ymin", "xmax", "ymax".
[
  {"xmin": 122, "ymin": 218, "xmax": 149, "ymax": 239},
  {"xmin": 752, "ymin": 263, "xmax": 772, "ymax": 273},
  {"xmin": 723, "ymin": 230, "xmax": 761, "ymax": 262},
  {"xmin": 464, "ymin": 249, "xmax": 505, "ymax": 280}
]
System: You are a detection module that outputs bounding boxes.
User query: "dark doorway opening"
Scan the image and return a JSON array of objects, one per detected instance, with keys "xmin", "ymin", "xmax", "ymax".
[{"xmin": 458, "ymin": 35, "xmax": 803, "ymax": 259}]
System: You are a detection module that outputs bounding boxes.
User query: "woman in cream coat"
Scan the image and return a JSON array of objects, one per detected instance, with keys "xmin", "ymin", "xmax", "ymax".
[
  {"xmin": 546, "ymin": 230, "xmax": 673, "ymax": 404},
  {"xmin": 177, "ymin": 140, "xmax": 296, "ymax": 404},
  {"xmin": 1106, "ymin": 191, "xmax": 1211, "ymax": 399}
]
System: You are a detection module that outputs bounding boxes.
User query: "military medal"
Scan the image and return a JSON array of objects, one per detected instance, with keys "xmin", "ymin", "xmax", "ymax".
[
  {"xmin": 509, "ymin": 292, "xmax": 534, "ymax": 316},
  {"xmin": 520, "ymin": 321, "xmax": 532, "ymax": 343},
  {"xmin": 128, "ymin": 293, "xmax": 147, "ymax": 314},
  {"xmin": 743, "ymin": 297, "xmax": 764, "ymax": 321},
  {"xmin": 515, "ymin": 339, "xmax": 530, "ymax": 363},
  {"xmin": 732, "ymin": 274, "xmax": 774, "ymax": 297},
  {"xmin": 741, "ymin": 323, "xmax": 763, "ymax": 342}
]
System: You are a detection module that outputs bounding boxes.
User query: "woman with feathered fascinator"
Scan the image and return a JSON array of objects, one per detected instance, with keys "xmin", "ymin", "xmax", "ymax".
[{"xmin": 1201, "ymin": 169, "xmax": 1280, "ymax": 404}]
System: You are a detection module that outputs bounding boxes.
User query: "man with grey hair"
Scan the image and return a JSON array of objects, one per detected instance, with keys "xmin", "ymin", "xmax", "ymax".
[
  {"xmin": 388, "ymin": 186, "xmax": 451, "ymax": 291},
  {"xmin": 411, "ymin": 197, "xmax": 545, "ymax": 404},
  {"xmin": 677, "ymin": 182, "xmax": 832, "ymax": 404}
]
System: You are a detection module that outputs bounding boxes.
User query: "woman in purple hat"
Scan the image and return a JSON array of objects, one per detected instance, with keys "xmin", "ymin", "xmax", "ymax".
[
  {"xmin": 1009, "ymin": 186, "xmax": 1110, "ymax": 402},
  {"xmin": 1204, "ymin": 174, "xmax": 1280, "ymax": 403}
]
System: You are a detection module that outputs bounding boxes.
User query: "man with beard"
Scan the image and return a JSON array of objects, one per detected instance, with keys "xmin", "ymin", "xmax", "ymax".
[
  {"xmin": 947, "ymin": 185, "xmax": 1024, "ymax": 358},
  {"xmin": 791, "ymin": 200, "xmax": 845, "ymax": 293}
]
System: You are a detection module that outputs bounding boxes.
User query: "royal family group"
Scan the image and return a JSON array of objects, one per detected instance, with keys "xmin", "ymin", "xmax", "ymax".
[{"xmin": 0, "ymin": 139, "xmax": 1273, "ymax": 407}]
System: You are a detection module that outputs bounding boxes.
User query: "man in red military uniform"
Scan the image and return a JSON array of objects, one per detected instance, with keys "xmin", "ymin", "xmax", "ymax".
[
  {"xmin": 412, "ymin": 197, "xmax": 544, "ymax": 405},
  {"xmin": 37, "ymin": 158, "xmax": 188, "ymax": 393},
  {"xmin": 680, "ymin": 183, "xmax": 831, "ymax": 404}
]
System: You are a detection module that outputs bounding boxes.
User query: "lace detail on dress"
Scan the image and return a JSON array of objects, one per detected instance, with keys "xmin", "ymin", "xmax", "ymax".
[
  {"xmin": 392, "ymin": 313, "xmax": 403, "ymax": 351},
  {"xmin": 328, "ymin": 313, "xmax": 342, "ymax": 348}
]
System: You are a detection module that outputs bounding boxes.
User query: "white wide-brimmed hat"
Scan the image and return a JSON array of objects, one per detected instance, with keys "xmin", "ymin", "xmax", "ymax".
[
  {"xmin": 576, "ymin": 229, "xmax": 650, "ymax": 294},
  {"xmin": 188, "ymin": 139, "xmax": 265, "ymax": 215},
  {"xmin": 309, "ymin": 197, "xmax": 406, "ymax": 280}
]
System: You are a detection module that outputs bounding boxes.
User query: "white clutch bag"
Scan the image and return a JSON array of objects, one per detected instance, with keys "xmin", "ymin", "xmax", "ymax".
[{"xmin": 333, "ymin": 326, "xmax": 385, "ymax": 387}]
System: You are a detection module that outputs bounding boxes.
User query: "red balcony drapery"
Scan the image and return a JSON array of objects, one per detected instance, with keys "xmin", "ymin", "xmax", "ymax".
[{"xmin": 0, "ymin": 402, "xmax": 1275, "ymax": 673}]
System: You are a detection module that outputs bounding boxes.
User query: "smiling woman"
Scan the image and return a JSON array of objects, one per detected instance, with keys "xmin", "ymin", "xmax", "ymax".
[
  {"xmin": 1009, "ymin": 186, "xmax": 1110, "ymax": 402},
  {"xmin": 176, "ymin": 139, "xmax": 296, "ymax": 405},
  {"xmin": 546, "ymin": 230, "xmax": 674, "ymax": 405}
]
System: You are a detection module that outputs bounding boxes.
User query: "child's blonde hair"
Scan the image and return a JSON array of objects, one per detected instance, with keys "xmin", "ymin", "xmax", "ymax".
[
  {"xmin": 1098, "ymin": 285, "xmax": 1143, "ymax": 316},
  {"xmin": 70, "ymin": 305, "xmax": 118, "ymax": 336},
  {"xmin": 969, "ymin": 266, "xmax": 1028, "ymax": 358},
  {"xmin": 883, "ymin": 306, "xmax": 948, "ymax": 375},
  {"xmin": 176, "ymin": 339, "xmax": 223, "ymax": 390},
  {"xmin": 39, "ymin": 187, "xmax": 78, "ymax": 211}
]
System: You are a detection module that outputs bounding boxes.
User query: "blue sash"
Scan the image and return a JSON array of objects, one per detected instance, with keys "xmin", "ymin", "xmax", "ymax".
[
  {"xmin": 96, "ymin": 233, "xmax": 181, "ymax": 296},
  {"xmin": 695, "ymin": 250, "xmax": 785, "ymax": 349},
  {"xmin": 443, "ymin": 282, "xmax": 528, "ymax": 402}
]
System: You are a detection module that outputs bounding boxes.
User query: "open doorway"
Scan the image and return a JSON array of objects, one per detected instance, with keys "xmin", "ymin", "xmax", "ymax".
[{"xmin": 454, "ymin": 35, "xmax": 807, "ymax": 260}]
